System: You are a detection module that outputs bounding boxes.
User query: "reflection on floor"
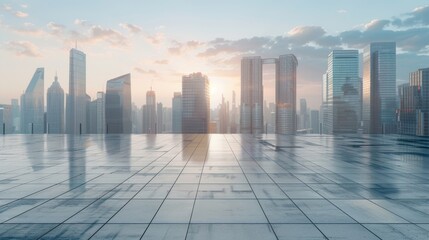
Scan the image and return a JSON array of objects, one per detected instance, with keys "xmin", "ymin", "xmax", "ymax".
[{"xmin": 0, "ymin": 134, "xmax": 429, "ymax": 239}]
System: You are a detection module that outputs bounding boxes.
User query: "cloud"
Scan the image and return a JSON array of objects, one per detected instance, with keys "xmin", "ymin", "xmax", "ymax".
[
  {"xmin": 21, "ymin": 4, "xmax": 28, "ymax": 8},
  {"xmin": 74, "ymin": 19, "xmax": 89, "ymax": 26},
  {"xmin": 154, "ymin": 59, "xmax": 169, "ymax": 64},
  {"xmin": 364, "ymin": 19, "xmax": 390, "ymax": 31},
  {"xmin": 69, "ymin": 25, "xmax": 129, "ymax": 48},
  {"xmin": 3, "ymin": 41, "xmax": 41, "ymax": 57},
  {"xmin": 337, "ymin": 9, "xmax": 347, "ymax": 14},
  {"xmin": 120, "ymin": 23, "xmax": 142, "ymax": 33},
  {"xmin": 393, "ymin": 5, "xmax": 429, "ymax": 27},
  {"xmin": 47, "ymin": 22, "xmax": 65, "ymax": 36},
  {"xmin": 15, "ymin": 11, "xmax": 28, "ymax": 18},
  {"xmin": 146, "ymin": 32, "xmax": 164, "ymax": 45},
  {"xmin": 3, "ymin": 4, "xmax": 29, "ymax": 18},
  {"xmin": 288, "ymin": 26, "xmax": 326, "ymax": 44},
  {"xmin": 134, "ymin": 67, "xmax": 158, "ymax": 75}
]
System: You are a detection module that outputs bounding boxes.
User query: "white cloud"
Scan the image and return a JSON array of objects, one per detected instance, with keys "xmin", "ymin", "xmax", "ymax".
[
  {"xmin": 4, "ymin": 41, "xmax": 41, "ymax": 57},
  {"xmin": 15, "ymin": 11, "xmax": 28, "ymax": 18}
]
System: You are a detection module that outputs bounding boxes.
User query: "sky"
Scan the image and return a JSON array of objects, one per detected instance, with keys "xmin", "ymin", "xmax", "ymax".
[{"xmin": 1, "ymin": 0, "xmax": 429, "ymax": 109}]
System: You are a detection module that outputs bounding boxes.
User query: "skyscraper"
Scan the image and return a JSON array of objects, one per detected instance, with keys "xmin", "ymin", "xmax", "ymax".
[
  {"xmin": 182, "ymin": 72, "xmax": 210, "ymax": 133},
  {"xmin": 157, "ymin": 102, "xmax": 163, "ymax": 133},
  {"xmin": 299, "ymin": 99, "xmax": 308, "ymax": 130},
  {"xmin": 240, "ymin": 56, "xmax": 263, "ymax": 134},
  {"xmin": 172, "ymin": 92, "xmax": 182, "ymax": 133},
  {"xmin": 105, "ymin": 74, "xmax": 132, "ymax": 134},
  {"xmin": 326, "ymin": 50, "xmax": 361, "ymax": 134},
  {"xmin": 276, "ymin": 54, "xmax": 298, "ymax": 134},
  {"xmin": 21, "ymin": 68, "xmax": 44, "ymax": 134},
  {"xmin": 219, "ymin": 95, "xmax": 229, "ymax": 133},
  {"xmin": 88, "ymin": 92, "xmax": 105, "ymax": 134},
  {"xmin": 143, "ymin": 89, "xmax": 157, "ymax": 134},
  {"xmin": 10, "ymin": 99, "xmax": 20, "ymax": 133},
  {"xmin": 230, "ymin": 91, "xmax": 238, "ymax": 133},
  {"xmin": 363, "ymin": 42, "xmax": 396, "ymax": 134},
  {"xmin": 66, "ymin": 48, "xmax": 87, "ymax": 134},
  {"xmin": 0, "ymin": 104, "xmax": 13, "ymax": 134},
  {"xmin": 47, "ymin": 74, "xmax": 65, "ymax": 133},
  {"xmin": 310, "ymin": 110, "xmax": 320, "ymax": 134},
  {"xmin": 397, "ymin": 68, "xmax": 429, "ymax": 136}
]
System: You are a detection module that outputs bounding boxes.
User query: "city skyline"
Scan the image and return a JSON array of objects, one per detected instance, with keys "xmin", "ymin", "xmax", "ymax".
[{"xmin": 1, "ymin": 1, "xmax": 429, "ymax": 109}]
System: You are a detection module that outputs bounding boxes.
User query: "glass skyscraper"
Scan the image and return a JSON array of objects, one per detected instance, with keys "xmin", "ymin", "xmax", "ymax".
[
  {"xmin": 143, "ymin": 89, "xmax": 157, "ymax": 134},
  {"xmin": 276, "ymin": 54, "xmax": 298, "ymax": 134},
  {"xmin": 182, "ymin": 72, "xmax": 210, "ymax": 133},
  {"xmin": 172, "ymin": 92, "xmax": 182, "ymax": 133},
  {"xmin": 20, "ymin": 68, "xmax": 44, "ymax": 134},
  {"xmin": 105, "ymin": 74, "xmax": 132, "ymax": 134},
  {"xmin": 363, "ymin": 42, "xmax": 396, "ymax": 134},
  {"xmin": 240, "ymin": 56, "xmax": 263, "ymax": 134},
  {"xmin": 326, "ymin": 50, "xmax": 361, "ymax": 134},
  {"xmin": 66, "ymin": 48, "xmax": 87, "ymax": 134},
  {"xmin": 47, "ymin": 74, "xmax": 64, "ymax": 134}
]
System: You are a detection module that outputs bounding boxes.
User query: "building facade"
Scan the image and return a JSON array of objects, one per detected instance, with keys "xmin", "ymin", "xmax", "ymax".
[
  {"xmin": 66, "ymin": 48, "xmax": 87, "ymax": 134},
  {"xmin": 182, "ymin": 73, "xmax": 210, "ymax": 133},
  {"xmin": 363, "ymin": 42, "xmax": 396, "ymax": 134},
  {"xmin": 172, "ymin": 92, "xmax": 182, "ymax": 133},
  {"xmin": 47, "ymin": 74, "xmax": 65, "ymax": 133},
  {"xmin": 105, "ymin": 74, "xmax": 132, "ymax": 134},
  {"xmin": 21, "ymin": 68, "xmax": 44, "ymax": 134}
]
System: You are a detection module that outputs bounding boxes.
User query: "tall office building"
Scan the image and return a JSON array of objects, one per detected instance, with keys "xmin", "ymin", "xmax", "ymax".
[
  {"xmin": 105, "ymin": 74, "xmax": 132, "ymax": 134},
  {"xmin": 11, "ymin": 99, "xmax": 20, "ymax": 133},
  {"xmin": 299, "ymin": 99, "xmax": 308, "ymax": 130},
  {"xmin": 47, "ymin": 74, "xmax": 65, "ymax": 133},
  {"xmin": 143, "ymin": 89, "xmax": 157, "ymax": 134},
  {"xmin": 241, "ymin": 55, "xmax": 298, "ymax": 134},
  {"xmin": 163, "ymin": 107, "xmax": 172, "ymax": 133},
  {"xmin": 219, "ymin": 95, "xmax": 229, "ymax": 133},
  {"xmin": 230, "ymin": 91, "xmax": 238, "ymax": 133},
  {"xmin": 182, "ymin": 72, "xmax": 210, "ymax": 133},
  {"xmin": 132, "ymin": 103, "xmax": 142, "ymax": 134},
  {"xmin": 66, "ymin": 48, "xmax": 87, "ymax": 134},
  {"xmin": 0, "ymin": 104, "xmax": 13, "ymax": 134},
  {"xmin": 310, "ymin": 110, "xmax": 320, "ymax": 134},
  {"xmin": 240, "ymin": 56, "xmax": 263, "ymax": 134},
  {"xmin": 157, "ymin": 102, "xmax": 163, "ymax": 133},
  {"xmin": 326, "ymin": 50, "xmax": 361, "ymax": 134},
  {"xmin": 363, "ymin": 42, "xmax": 396, "ymax": 134},
  {"xmin": 321, "ymin": 73, "xmax": 329, "ymax": 134},
  {"xmin": 172, "ymin": 92, "xmax": 182, "ymax": 133},
  {"xmin": 21, "ymin": 68, "xmax": 44, "ymax": 134},
  {"xmin": 276, "ymin": 54, "xmax": 298, "ymax": 134},
  {"xmin": 397, "ymin": 68, "xmax": 429, "ymax": 136},
  {"xmin": 88, "ymin": 92, "xmax": 105, "ymax": 134}
]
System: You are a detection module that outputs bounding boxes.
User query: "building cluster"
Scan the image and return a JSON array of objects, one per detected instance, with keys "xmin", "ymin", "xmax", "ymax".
[{"xmin": 1, "ymin": 42, "xmax": 428, "ymax": 136}]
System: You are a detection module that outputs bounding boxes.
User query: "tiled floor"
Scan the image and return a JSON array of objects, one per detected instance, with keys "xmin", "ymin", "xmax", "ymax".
[{"xmin": 0, "ymin": 134, "xmax": 428, "ymax": 239}]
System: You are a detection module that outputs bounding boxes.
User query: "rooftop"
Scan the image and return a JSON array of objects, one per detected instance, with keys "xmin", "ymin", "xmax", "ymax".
[{"xmin": 0, "ymin": 134, "xmax": 428, "ymax": 239}]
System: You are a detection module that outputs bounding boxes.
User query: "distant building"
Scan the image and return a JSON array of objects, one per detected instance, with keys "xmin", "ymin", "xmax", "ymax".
[
  {"xmin": 47, "ymin": 74, "xmax": 65, "ymax": 133},
  {"xmin": 310, "ymin": 110, "xmax": 320, "ymax": 134},
  {"xmin": 240, "ymin": 56, "xmax": 263, "ymax": 134},
  {"xmin": 66, "ymin": 48, "xmax": 87, "ymax": 134},
  {"xmin": 88, "ymin": 92, "xmax": 105, "ymax": 134},
  {"xmin": 219, "ymin": 95, "xmax": 229, "ymax": 133},
  {"xmin": 0, "ymin": 104, "xmax": 13, "ymax": 134},
  {"xmin": 299, "ymin": 99, "xmax": 308, "ymax": 130},
  {"xmin": 325, "ymin": 50, "xmax": 361, "ymax": 134},
  {"xmin": 11, "ymin": 99, "xmax": 19, "ymax": 133},
  {"xmin": 397, "ymin": 68, "xmax": 429, "ymax": 136},
  {"xmin": 163, "ymin": 107, "xmax": 172, "ymax": 133},
  {"xmin": 143, "ymin": 89, "xmax": 157, "ymax": 134},
  {"xmin": 277, "ymin": 54, "xmax": 298, "ymax": 134},
  {"xmin": 182, "ymin": 73, "xmax": 210, "ymax": 133},
  {"xmin": 21, "ymin": 68, "xmax": 44, "ymax": 134},
  {"xmin": 363, "ymin": 42, "xmax": 396, "ymax": 134},
  {"xmin": 105, "ymin": 74, "xmax": 132, "ymax": 134},
  {"xmin": 230, "ymin": 91, "xmax": 238, "ymax": 133},
  {"xmin": 172, "ymin": 92, "xmax": 182, "ymax": 133},
  {"xmin": 157, "ymin": 103, "xmax": 163, "ymax": 133}
]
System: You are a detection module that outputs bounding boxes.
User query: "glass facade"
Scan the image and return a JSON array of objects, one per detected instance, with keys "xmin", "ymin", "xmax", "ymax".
[
  {"xmin": 326, "ymin": 50, "xmax": 361, "ymax": 134},
  {"xmin": 240, "ymin": 57, "xmax": 263, "ymax": 134},
  {"xmin": 143, "ymin": 90, "xmax": 157, "ymax": 134},
  {"xmin": 172, "ymin": 92, "xmax": 182, "ymax": 133},
  {"xmin": 182, "ymin": 73, "xmax": 210, "ymax": 133},
  {"xmin": 363, "ymin": 42, "xmax": 396, "ymax": 134},
  {"xmin": 397, "ymin": 68, "xmax": 429, "ymax": 136},
  {"xmin": 276, "ymin": 54, "xmax": 298, "ymax": 134},
  {"xmin": 105, "ymin": 74, "xmax": 132, "ymax": 134},
  {"xmin": 20, "ymin": 68, "xmax": 44, "ymax": 134},
  {"xmin": 47, "ymin": 75, "xmax": 64, "ymax": 134},
  {"xmin": 66, "ymin": 48, "xmax": 87, "ymax": 134}
]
